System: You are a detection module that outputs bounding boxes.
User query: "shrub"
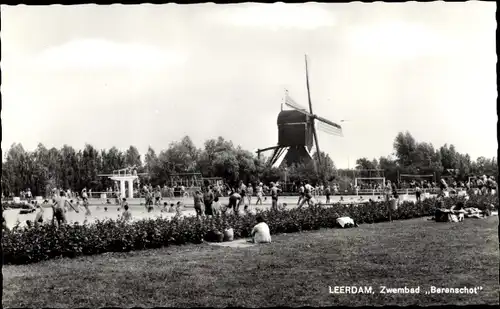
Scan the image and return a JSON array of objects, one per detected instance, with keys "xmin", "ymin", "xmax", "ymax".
[{"xmin": 2, "ymin": 195, "xmax": 497, "ymax": 265}]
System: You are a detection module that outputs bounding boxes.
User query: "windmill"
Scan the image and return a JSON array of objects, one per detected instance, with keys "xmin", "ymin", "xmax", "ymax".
[{"xmin": 256, "ymin": 55, "xmax": 343, "ymax": 171}]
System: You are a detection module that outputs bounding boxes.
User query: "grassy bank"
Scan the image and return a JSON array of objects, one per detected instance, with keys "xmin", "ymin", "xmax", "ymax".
[{"xmin": 2, "ymin": 216, "xmax": 498, "ymax": 307}]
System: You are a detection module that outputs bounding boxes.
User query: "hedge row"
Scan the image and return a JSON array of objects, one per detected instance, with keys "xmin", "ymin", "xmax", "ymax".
[{"xmin": 2, "ymin": 194, "xmax": 497, "ymax": 265}]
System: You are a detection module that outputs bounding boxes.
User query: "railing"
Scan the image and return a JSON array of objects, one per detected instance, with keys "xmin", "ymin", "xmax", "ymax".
[{"xmin": 111, "ymin": 169, "xmax": 138, "ymax": 178}]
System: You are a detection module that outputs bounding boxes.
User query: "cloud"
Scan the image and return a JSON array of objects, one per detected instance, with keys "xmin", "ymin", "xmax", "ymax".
[
  {"xmin": 209, "ymin": 3, "xmax": 336, "ymax": 30},
  {"xmin": 33, "ymin": 38, "xmax": 188, "ymax": 71},
  {"xmin": 347, "ymin": 22, "xmax": 456, "ymax": 59}
]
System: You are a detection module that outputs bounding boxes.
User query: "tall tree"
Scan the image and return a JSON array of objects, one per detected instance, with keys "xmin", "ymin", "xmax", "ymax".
[
  {"xmin": 125, "ymin": 145, "xmax": 142, "ymax": 168},
  {"xmin": 393, "ymin": 131, "xmax": 417, "ymax": 167}
]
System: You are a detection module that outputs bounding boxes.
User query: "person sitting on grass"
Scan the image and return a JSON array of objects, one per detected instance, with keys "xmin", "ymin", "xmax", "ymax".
[
  {"xmin": 26, "ymin": 220, "xmax": 33, "ymax": 228},
  {"xmin": 449, "ymin": 201, "xmax": 466, "ymax": 222},
  {"xmin": 250, "ymin": 215, "xmax": 271, "ymax": 244},
  {"xmin": 121, "ymin": 204, "xmax": 132, "ymax": 222},
  {"xmin": 168, "ymin": 203, "xmax": 175, "ymax": 213}
]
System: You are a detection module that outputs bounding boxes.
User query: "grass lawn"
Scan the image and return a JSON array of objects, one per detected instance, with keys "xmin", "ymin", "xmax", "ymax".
[{"xmin": 3, "ymin": 216, "xmax": 498, "ymax": 307}]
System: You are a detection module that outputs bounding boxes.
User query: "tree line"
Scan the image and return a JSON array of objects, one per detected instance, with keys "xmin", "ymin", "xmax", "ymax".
[
  {"xmin": 1, "ymin": 132, "xmax": 497, "ymax": 197},
  {"xmin": 349, "ymin": 131, "xmax": 497, "ymax": 183}
]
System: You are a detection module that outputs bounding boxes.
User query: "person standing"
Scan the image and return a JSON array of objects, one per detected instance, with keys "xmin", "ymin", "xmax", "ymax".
[
  {"xmin": 270, "ymin": 182, "xmax": 280, "ymax": 210},
  {"xmin": 384, "ymin": 180, "xmax": 392, "ymax": 202},
  {"xmin": 439, "ymin": 178, "xmax": 448, "ymax": 198},
  {"xmin": 34, "ymin": 205, "xmax": 45, "ymax": 227},
  {"xmin": 238, "ymin": 181, "xmax": 247, "ymax": 210},
  {"xmin": 415, "ymin": 185, "xmax": 422, "ymax": 203},
  {"xmin": 154, "ymin": 186, "xmax": 162, "ymax": 207},
  {"xmin": 246, "ymin": 183, "xmax": 253, "ymax": 206},
  {"xmin": 298, "ymin": 180, "xmax": 314, "ymax": 208},
  {"xmin": 228, "ymin": 191, "xmax": 242, "ymax": 215},
  {"xmin": 297, "ymin": 182, "xmax": 305, "ymax": 205},
  {"xmin": 203, "ymin": 186, "xmax": 215, "ymax": 217},
  {"xmin": 26, "ymin": 188, "xmax": 32, "ymax": 203},
  {"xmin": 193, "ymin": 190, "xmax": 204, "ymax": 218},
  {"xmin": 52, "ymin": 190, "xmax": 78, "ymax": 227},
  {"xmin": 325, "ymin": 183, "xmax": 332, "ymax": 204},
  {"xmin": 255, "ymin": 183, "xmax": 264, "ymax": 205}
]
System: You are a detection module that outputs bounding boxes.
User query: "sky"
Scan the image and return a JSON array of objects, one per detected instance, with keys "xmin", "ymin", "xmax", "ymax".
[{"xmin": 1, "ymin": 2, "xmax": 497, "ymax": 168}]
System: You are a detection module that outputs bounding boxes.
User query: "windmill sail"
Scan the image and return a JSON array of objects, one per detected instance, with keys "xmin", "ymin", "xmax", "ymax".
[
  {"xmin": 284, "ymin": 93, "xmax": 309, "ymax": 113},
  {"xmin": 316, "ymin": 116, "xmax": 343, "ymax": 136}
]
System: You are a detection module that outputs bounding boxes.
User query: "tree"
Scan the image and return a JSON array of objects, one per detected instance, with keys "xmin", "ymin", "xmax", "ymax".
[
  {"xmin": 59, "ymin": 145, "xmax": 78, "ymax": 190},
  {"xmin": 356, "ymin": 157, "xmax": 376, "ymax": 170},
  {"xmin": 80, "ymin": 144, "xmax": 101, "ymax": 190},
  {"xmin": 313, "ymin": 151, "xmax": 337, "ymax": 183},
  {"xmin": 393, "ymin": 131, "xmax": 417, "ymax": 167},
  {"xmin": 379, "ymin": 156, "xmax": 398, "ymax": 182},
  {"xmin": 439, "ymin": 144, "xmax": 460, "ymax": 171},
  {"xmin": 163, "ymin": 136, "xmax": 201, "ymax": 174},
  {"xmin": 143, "ymin": 146, "xmax": 166, "ymax": 186},
  {"xmin": 125, "ymin": 145, "xmax": 142, "ymax": 168},
  {"xmin": 3, "ymin": 143, "xmax": 30, "ymax": 196},
  {"xmin": 410, "ymin": 142, "xmax": 442, "ymax": 175}
]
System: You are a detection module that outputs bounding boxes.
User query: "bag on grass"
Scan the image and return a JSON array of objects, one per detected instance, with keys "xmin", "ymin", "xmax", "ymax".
[
  {"xmin": 205, "ymin": 230, "xmax": 224, "ymax": 242},
  {"xmin": 223, "ymin": 228, "xmax": 234, "ymax": 241},
  {"xmin": 336, "ymin": 216, "xmax": 356, "ymax": 228}
]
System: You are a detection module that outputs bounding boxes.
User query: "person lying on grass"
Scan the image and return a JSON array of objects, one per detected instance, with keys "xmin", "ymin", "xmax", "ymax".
[{"xmin": 250, "ymin": 215, "xmax": 271, "ymax": 244}]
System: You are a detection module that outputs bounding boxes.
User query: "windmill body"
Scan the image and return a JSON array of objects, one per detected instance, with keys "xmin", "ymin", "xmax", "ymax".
[
  {"xmin": 275, "ymin": 110, "xmax": 315, "ymax": 167},
  {"xmin": 257, "ymin": 55, "xmax": 343, "ymax": 170}
]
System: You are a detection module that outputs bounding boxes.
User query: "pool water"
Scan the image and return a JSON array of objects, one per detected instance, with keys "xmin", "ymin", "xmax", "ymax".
[{"xmin": 3, "ymin": 194, "xmax": 423, "ymax": 229}]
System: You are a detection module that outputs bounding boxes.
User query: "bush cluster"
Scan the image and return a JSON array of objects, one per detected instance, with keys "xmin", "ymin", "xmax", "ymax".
[{"xmin": 2, "ymin": 195, "xmax": 497, "ymax": 265}]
